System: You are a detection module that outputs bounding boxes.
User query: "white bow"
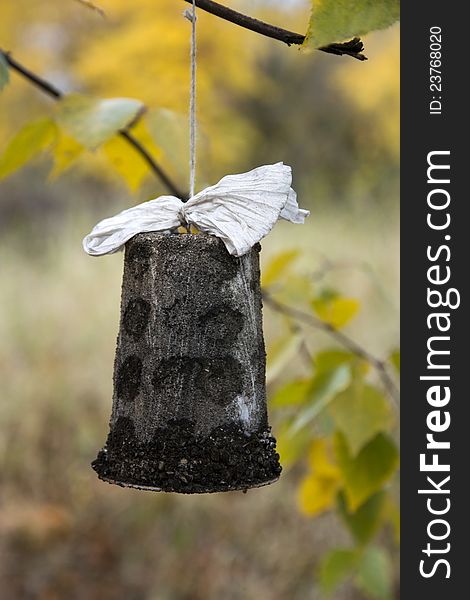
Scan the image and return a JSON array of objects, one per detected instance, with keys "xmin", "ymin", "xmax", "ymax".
[{"xmin": 83, "ymin": 162, "xmax": 309, "ymax": 257}]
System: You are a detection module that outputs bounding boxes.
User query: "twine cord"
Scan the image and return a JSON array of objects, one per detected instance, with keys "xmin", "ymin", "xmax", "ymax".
[{"xmin": 185, "ymin": 0, "xmax": 197, "ymax": 200}]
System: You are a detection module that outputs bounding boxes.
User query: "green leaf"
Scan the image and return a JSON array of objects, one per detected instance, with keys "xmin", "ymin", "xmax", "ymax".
[
  {"xmin": 355, "ymin": 546, "xmax": 393, "ymax": 600},
  {"xmin": 338, "ymin": 490, "xmax": 386, "ymax": 545},
  {"xmin": 0, "ymin": 53, "xmax": 10, "ymax": 91},
  {"xmin": 262, "ymin": 250, "xmax": 300, "ymax": 287},
  {"xmin": 312, "ymin": 295, "xmax": 360, "ymax": 329},
  {"xmin": 57, "ymin": 94, "xmax": 144, "ymax": 149},
  {"xmin": 328, "ymin": 383, "xmax": 393, "ymax": 455},
  {"xmin": 315, "ymin": 349, "xmax": 369, "ymax": 378},
  {"xmin": 319, "ymin": 548, "xmax": 359, "ymax": 595},
  {"xmin": 315, "ymin": 350, "xmax": 355, "ymax": 373},
  {"xmin": 271, "ymin": 379, "xmax": 311, "ymax": 408},
  {"xmin": 303, "ymin": 0, "xmax": 400, "ymax": 50},
  {"xmin": 335, "ymin": 432, "xmax": 399, "ymax": 511},
  {"xmin": 389, "ymin": 349, "xmax": 400, "ymax": 373},
  {"xmin": 383, "ymin": 496, "xmax": 400, "ymax": 545},
  {"xmin": 289, "ymin": 364, "xmax": 352, "ymax": 434},
  {"xmin": 0, "ymin": 118, "xmax": 57, "ymax": 179}
]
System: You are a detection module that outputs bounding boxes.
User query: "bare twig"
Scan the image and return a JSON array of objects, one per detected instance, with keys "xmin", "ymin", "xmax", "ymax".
[
  {"xmin": 74, "ymin": 0, "xmax": 106, "ymax": 18},
  {"xmin": 119, "ymin": 130, "xmax": 186, "ymax": 198},
  {"xmin": 1, "ymin": 51, "xmax": 62, "ymax": 99},
  {"xmin": 263, "ymin": 292, "xmax": 400, "ymax": 405},
  {"xmin": 183, "ymin": 0, "xmax": 367, "ymax": 60},
  {"xmin": 0, "ymin": 50, "xmax": 186, "ymax": 199}
]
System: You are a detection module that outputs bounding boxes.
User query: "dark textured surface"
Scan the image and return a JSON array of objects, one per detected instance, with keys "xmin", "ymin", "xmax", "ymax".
[
  {"xmin": 94, "ymin": 232, "xmax": 281, "ymax": 493},
  {"xmin": 110, "ymin": 232, "xmax": 268, "ymax": 438},
  {"xmin": 92, "ymin": 417, "xmax": 282, "ymax": 493}
]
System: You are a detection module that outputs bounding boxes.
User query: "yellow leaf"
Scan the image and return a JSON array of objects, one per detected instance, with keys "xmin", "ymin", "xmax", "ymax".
[
  {"xmin": 262, "ymin": 249, "xmax": 300, "ymax": 287},
  {"xmin": 0, "ymin": 118, "xmax": 57, "ymax": 179},
  {"xmin": 299, "ymin": 439, "xmax": 342, "ymax": 516},
  {"xmin": 299, "ymin": 473, "xmax": 340, "ymax": 517},
  {"xmin": 104, "ymin": 136, "xmax": 147, "ymax": 191},
  {"xmin": 103, "ymin": 120, "xmax": 162, "ymax": 191},
  {"xmin": 49, "ymin": 129, "xmax": 84, "ymax": 179},
  {"xmin": 308, "ymin": 438, "xmax": 341, "ymax": 479},
  {"xmin": 312, "ymin": 296, "xmax": 360, "ymax": 329}
]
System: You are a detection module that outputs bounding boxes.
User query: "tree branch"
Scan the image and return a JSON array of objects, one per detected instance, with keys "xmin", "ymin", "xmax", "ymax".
[
  {"xmin": 183, "ymin": 0, "xmax": 367, "ymax": 60},
  {"xmin": 1, "ymin": 51, "xmax": 62, "ymax": 99},
  {"xmin": 263, "ymin": 292, "xmax": 399, "ymax": 406},
  {"xmin": 1, "ymin": 50, "xmax": 186, "ymax": 199}
]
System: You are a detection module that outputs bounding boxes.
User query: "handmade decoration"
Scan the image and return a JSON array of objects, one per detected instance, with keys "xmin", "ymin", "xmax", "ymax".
[
  {"xmin": 83, "ymin": 3, "xmax": 309, "ymax": 493},
  {"xmin": 83, "ymin": 163, "xmax": 308, "ymax": 258}
]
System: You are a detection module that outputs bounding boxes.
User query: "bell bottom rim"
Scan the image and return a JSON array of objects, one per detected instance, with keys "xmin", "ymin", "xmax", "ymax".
[{"xmin": 95, "ymin": 473, "xmax": 280, "ymax": 494}]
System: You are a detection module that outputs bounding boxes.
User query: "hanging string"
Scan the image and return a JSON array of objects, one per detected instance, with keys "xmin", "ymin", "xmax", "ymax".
[{"xmin": 185, "ymin": 0, "xmax": 197, "ymax": 199}]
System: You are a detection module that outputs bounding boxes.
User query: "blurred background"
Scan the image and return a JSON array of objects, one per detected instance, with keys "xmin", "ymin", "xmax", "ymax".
[{"xmin": 0, "ymin": 1, "xmax": 399, "ymax": 598}]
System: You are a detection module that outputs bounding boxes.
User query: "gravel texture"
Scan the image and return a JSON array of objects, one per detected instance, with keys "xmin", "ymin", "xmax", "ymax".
[{"xmin": 93, "ymin": 417, "xmax": 281, "ymax": 493}]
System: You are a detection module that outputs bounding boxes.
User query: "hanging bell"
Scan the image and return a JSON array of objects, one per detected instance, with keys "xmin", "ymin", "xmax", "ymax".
[{"xmin": 92, "ymin": 231, "xmax": 282, "ymax": 493}]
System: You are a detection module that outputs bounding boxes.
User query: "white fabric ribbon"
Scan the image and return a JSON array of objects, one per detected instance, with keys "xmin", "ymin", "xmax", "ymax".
[{"xmin": 83, "ymin": 162, "xmax": 309, "ymax": 257}]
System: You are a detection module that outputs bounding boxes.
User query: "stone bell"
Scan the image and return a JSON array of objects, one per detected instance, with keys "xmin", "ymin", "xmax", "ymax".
[{"xmin": 92, "ymin": 231, "xmax": 282, "ymax": 493}]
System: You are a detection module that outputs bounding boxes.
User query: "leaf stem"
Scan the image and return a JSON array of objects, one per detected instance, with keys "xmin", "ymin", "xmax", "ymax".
[{"xmin": 263, "ymin": 292, "xmax": 399, "ymax": 406}]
